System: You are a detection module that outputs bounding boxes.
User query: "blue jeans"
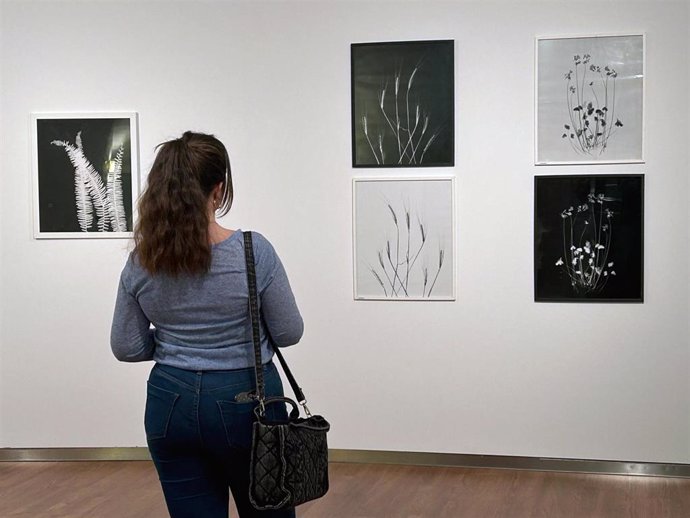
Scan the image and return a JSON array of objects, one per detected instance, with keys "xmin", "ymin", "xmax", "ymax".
[{"xmin": 145, "ymin": 362, "xmax": 296, "ymax": 518}]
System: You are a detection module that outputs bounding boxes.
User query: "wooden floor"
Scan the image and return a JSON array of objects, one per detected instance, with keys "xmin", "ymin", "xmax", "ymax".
[{"xmin": 1, "ymin": 461, "xmax": 689, "ymax": 517}]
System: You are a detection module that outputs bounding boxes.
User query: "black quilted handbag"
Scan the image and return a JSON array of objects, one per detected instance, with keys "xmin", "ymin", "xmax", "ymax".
[{"xmin": 243, "ymin": 232, "xmax": 330, "ymax": 510}]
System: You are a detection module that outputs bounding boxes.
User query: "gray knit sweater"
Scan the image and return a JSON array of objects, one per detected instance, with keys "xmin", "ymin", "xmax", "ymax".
[{"xmin": 110, "ymin": 231, "xmax": 303, "ymax": 370}]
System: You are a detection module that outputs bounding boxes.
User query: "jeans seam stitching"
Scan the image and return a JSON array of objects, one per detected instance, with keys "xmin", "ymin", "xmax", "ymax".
[
  {"xmin": 153, "ymin": 368, "xmax": 197, "ymax": 391},
  {"xmin": 195, "ymin": 373, "xmax": 204, "ymax": 447}
]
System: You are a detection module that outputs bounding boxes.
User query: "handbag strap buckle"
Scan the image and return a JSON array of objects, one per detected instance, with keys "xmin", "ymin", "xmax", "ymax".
[{"xmin": 299, "ymin": 399, "xmax": 312, "ymax": 418}]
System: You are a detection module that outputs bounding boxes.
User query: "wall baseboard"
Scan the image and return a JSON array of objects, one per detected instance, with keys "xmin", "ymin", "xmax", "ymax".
[
  {"xmin": 0, "ymin": 447, "xmax": 151, "ymax": 462},
  {"xmin": 1, "ymin": 447, "xmax": 688, "ymax": 478},
  {"xmin": 329, "ymin": 450, "xmax": 690, "ymax": 478}
]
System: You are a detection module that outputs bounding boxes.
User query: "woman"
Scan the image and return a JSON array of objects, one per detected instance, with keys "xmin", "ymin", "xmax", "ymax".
[{"xmin": 110, "ymin": 131, "xmax": 302, "ymax": 518}]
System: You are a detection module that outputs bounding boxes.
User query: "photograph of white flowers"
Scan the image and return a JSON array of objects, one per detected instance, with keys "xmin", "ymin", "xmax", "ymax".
[
  {"xmin": 536, "ymin": 34, "xmax": 644, "ymax": 165},
  {"xmin": 32, "ymin": 112, "xmax": 139, "ymax": 239},
  {"xmin": 534, "ymin": 175, "xmax": 643, "ymax": 302},
  {"xmin": 354, "ymin": 177, "xmax": 455, "ymax": 300},
  {"xmin": 351, "ymin": 40, "xmax": 454, "ymax": 168}
]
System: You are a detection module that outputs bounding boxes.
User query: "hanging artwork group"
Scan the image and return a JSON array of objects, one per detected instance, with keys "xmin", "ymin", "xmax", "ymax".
[
  {"xmin": 350, "ymin": 33, "xmax": 645, "ymax": 304},
  {"xmin": 351, "ymin": 39, "xmax": 457, "ymax": 302},
  {"xmin": 30, "ymin": 33, "xmax": 646, "ymax": 305},
  {"xmin": 535, "ymin": 33, "xmax": 645, "ymax": 303}
]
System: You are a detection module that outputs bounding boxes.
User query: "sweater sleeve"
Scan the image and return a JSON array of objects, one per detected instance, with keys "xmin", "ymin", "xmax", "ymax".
[
  {"xmin": 254, "ymin": 234, "xmax": 304, "ymax": 347},
  {"xmin": 110, "ymin": 261, "xmax": 156, "ymax": 362}
]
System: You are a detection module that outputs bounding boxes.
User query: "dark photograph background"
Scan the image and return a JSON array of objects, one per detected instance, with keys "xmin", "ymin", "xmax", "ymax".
[
  {"xmin": 534, "ymin": 175, "xmax": 644, "ymax": 302},
  {"xmin": 351, "ymin": 40, "xmax": 454, "ymax": 167},
  {"xmin": 36, "ymin": 118, "xmax": 133, "ymax": 233}
]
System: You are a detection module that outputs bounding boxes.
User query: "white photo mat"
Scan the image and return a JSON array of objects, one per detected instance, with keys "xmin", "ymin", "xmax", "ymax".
[
  {"xmin": 353, "ymin": 176, "xmax": 455, "ymax": 301},
  {"xmin": 535, "ymin": 33, "xmax": 645, "ymax": 165},
  {"xmin": 31, "ymin": 112, "xmax": 139, "ymax": 239}
]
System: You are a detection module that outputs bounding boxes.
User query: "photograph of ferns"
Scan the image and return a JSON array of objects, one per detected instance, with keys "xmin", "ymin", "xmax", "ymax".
[{"xmin": 35, "ymin": 116, "xmax": 135, "ymax": 236}]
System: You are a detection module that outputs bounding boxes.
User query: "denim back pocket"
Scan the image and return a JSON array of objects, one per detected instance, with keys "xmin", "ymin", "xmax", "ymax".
[
  {"xmin": 216, "ymin": 365, "xmax": 289, "ymax": 449},
  {"xmin": 218, "ymin": 398, "xmax": 295, "ymax": 450},
  {"xmin": 145, "ymin": 382, "xmax": 180, "ymax": 441},
  {"xmin": 217, "ymin": 400, "xmax": 256, "ymax": 449}
]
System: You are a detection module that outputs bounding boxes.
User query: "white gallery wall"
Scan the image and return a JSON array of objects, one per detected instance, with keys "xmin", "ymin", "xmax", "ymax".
[
  {"xmin": 0, "ymin": 1, "xmax": 4, "ymax": 448},
  {"xmin": 1, "ymin": 0, "xmax": 689, "ymax": 463}
]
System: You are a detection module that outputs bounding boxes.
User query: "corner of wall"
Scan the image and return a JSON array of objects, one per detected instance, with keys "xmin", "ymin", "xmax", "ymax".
[
  {"xmin": 687, "ymin": 0, "xmax": 690, "ymax": 463},
  {"xmin": 0, "ymin": 1, "xmax": 5, "ymax": 448}
]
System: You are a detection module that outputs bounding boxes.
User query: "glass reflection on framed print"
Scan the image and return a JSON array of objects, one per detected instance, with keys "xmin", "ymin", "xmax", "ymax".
[
  {"xmin": 534, "ymin": 174, "xmax": 644, "ymax": 302},
  {"xmin": 31, "ymin": 112, "xmax": 139, "ymax": 239},
  {"xmin": 351, "ymin": 40, "xmax": 455, "ymax": 168},
  {"xmin": 536, "ymin": 34, "xmax": 644, "ymax": 165}
]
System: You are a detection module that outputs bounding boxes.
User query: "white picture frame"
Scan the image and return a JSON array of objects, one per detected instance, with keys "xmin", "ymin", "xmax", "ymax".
[
  {"xmin": 353, "ymin": 176, "xmax": 456, "ymax": 301},
  {"xmin": 31, "ymin": 112, "xmax": 139, "ymax": 239},
  {"xmin": 535, "ymin": 33, "xmax": 645, "ymax": 165}
]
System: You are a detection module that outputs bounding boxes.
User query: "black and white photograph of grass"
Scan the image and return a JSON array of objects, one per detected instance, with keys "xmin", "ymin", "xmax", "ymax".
[
  {"xmin": 537, "ymin": 34, "xmax": 644, "ymax": 164},
  {"xmin": 534, "ymin": 175, "xmax": 643, "ymax": 302},
  {"xmin": 33, "ymin": 115, "xmax": 137, "ymax": 238},
  {"xmin": 354, "ymin": 178, "xmax": 454, "ymax": 300},
  {"xmin": 351, "ymin": 40, "xmax": 454, "ymax": 167}
]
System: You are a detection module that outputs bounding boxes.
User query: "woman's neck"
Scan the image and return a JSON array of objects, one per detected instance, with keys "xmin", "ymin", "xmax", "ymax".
[{"xmin": 208, "ymin": 220, "xmax": 233, "ymax": 245}]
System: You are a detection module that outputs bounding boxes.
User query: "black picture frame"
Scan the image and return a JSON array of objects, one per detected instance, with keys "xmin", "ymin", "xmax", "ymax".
[
  {"xmin": 534, "ymin": 174, "xmax": 644, "ymax": 302},
  {"xmin": 351, "ymin": 40, "xmax": 455, "ymax": 168}
]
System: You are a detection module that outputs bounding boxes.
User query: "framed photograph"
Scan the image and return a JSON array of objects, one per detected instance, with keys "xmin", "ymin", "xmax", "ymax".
[
  {"xmin": 31, "ymin": 112, "xmax": 139, "ymax": 239},
  {"xmin": 534, "ymin": 174, "xmax": 644, "ymax": 302},
  {"xmin": 536, "ymin": 34, "xmax": 645, "ymax": 165},
  {"xmin": 351, "ymin": 40, "xmax": 454, "ymax": 168},
  {"xmin": 353, "ymin": 177, "xmax": 455, "ymax": 300}
]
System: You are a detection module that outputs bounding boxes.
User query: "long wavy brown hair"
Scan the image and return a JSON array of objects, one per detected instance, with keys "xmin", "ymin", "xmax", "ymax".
[{"xmin": 134, "ymin": 131, "xmax": 233, "ymax": 276}]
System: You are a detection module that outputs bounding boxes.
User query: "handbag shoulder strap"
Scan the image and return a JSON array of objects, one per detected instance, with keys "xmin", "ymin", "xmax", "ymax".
[
  {"xmin": 243, "ymin": 231, "xmax": 309, "ymax": 414},
  {"xmin": 244, "ymin": 231, "xmax": 266, "ymax": 404}
]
